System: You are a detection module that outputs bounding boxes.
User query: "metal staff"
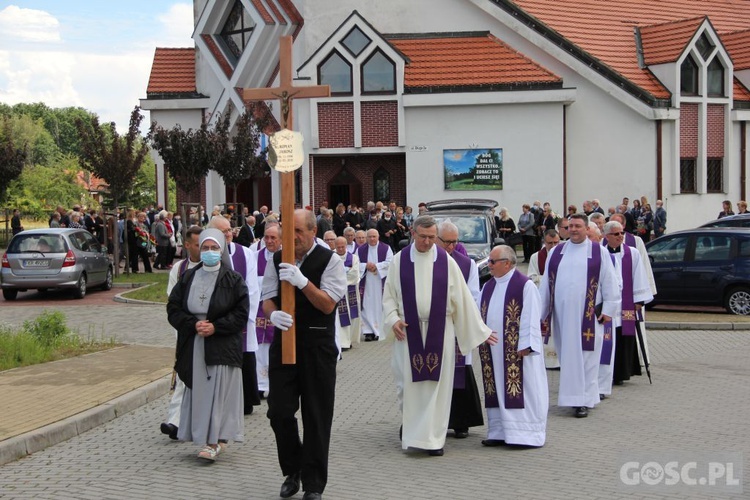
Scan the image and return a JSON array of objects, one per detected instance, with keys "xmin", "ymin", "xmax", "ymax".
[{"xmin": 634, "ymin": 320, "xmax": 652, "ymax": 384}]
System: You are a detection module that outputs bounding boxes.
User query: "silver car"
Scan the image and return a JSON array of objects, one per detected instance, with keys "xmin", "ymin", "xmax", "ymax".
[{"xmin": 1, "ymin": 228, "xmax": 113, "ymax": 300}]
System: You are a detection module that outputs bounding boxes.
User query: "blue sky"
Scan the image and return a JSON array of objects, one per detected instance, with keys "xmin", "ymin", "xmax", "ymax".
[{"xmin": 0, "ymin": 1, "xmax": 193, "ymax": 129}]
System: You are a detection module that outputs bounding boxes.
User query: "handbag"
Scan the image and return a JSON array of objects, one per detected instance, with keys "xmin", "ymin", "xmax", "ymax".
[{"xmin": 507, "ymin": 232, "xmax": 522, "ymax": 247}]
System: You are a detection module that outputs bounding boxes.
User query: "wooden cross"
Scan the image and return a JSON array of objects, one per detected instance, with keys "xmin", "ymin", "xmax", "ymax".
[{"xmin": 241, "ymin": 36, "xmax": 330, "ymax": 364}]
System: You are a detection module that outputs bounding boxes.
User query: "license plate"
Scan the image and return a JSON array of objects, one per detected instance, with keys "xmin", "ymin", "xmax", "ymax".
[{"xmin": 24, "ymin": 259, "xmax": 49, "ymax": 268}]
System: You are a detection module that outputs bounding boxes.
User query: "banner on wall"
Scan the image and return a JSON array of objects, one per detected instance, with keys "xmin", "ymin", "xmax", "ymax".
[{"xmin": 443, "ymin": 149, "xmax": 503, "ymax": 191}]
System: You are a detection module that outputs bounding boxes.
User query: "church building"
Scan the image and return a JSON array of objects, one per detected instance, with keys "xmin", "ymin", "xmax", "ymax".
[{"xmin": 141, "ymin": 0, "xmax": 750, "ymax": 231}]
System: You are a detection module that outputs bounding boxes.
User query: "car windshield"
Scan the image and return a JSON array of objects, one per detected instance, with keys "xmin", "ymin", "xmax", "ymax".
[
  {"xmin": 433, "ymin": 215, "xmax": 487, "ymax": 244},
  {"xmin": 7, "ymin": 234, "xmax": 67, "ymax": 253}
]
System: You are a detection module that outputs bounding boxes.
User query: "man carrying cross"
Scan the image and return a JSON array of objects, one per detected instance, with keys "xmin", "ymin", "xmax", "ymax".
[{"xmin": 538, "ymin": 213, "xmax": 619, "ymax": 418}]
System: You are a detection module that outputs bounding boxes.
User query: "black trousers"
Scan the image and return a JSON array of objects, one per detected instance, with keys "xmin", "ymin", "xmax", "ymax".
[
  {"xmin": 448, "ymin": 366, "xmax": 484, "ymax": 431},
  {"xmin": 267, "ymin": 337, "xmax": 337, "ymax": 494},
  {"xmin": 242, "ymin": 351, "xmax": 260, "ymax": 412},
  {"xmin": 129, "ymin": 245, "xmax": 152, "ymax": 273},
  {"xmin": 613, "ymin": 327, "xmax": 639, "ymax": 383},
  {"xmin": 522, "ymin": 235, "xmax": 536, "ymax": 261}
]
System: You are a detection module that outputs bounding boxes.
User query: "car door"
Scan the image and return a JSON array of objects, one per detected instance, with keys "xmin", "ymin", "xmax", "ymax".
[
  {"xmin": 79, "ymin": 231, "xmax": 107, "ymax": 284},
  {"xmin": 647, "ymin": 234, "xmax": 691, "ymax": 302},
  {"xmin": 681, "ymin": 234, "xmax": 735, "ymax": 305}
]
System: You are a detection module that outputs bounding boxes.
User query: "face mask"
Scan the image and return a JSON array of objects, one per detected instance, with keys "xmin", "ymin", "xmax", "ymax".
[
  {"xmin": 201, "ymin": 250, "xmax": 221, "ymax": 266},
  {"xmin": 385, "ymin": 217, "xmax": 391, "ymax": 221}
]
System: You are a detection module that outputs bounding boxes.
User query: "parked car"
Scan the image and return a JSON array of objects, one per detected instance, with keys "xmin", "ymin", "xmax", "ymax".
[
  {"xmin": 645, "ymin": 227, "xmax": 750, "ymax": 315},
  {"xmin": 699, "ymin": 213, "xmax": 750, "ymax": 228},
  {"xmin": 425, "ymin": 199, "xmax": 504, "ymax": 283},
  {"xmin": 1, "ymin": 228, "xmax": 113, "ymax": 300}
]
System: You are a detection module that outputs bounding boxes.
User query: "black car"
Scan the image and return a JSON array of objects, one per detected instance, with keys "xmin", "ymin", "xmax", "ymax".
[
  {"xmin": 645, "ymin": 227, "xmax": 750, "ymax": 315},
  {"xmin": 699, "ymin": 213, "xmax": 750, "ymax": 228},
  {"xmin": 425, "ymin": 199, "xmax": 504, "ymax": 283}
]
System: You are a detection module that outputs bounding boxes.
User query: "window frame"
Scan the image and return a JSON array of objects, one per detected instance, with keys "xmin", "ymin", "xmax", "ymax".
[
  {"xmin": 373, "ymin": 167, "xmax": 390, "ymax": 202},
  {"xmin": 318, "ymin": 49, "xmax": 353, "ymax": 96},
  {"xmin": 217, "ymin": 0, "xmax": 255, "ymax": 65},
  {"xmin": 341, "ymin": 26, "xmax": 371, "ymax": 58},
  {"xmin": 360, "ymin": 49, "xmax": 397, "ymax": 95},
  {"xmin": 680, "ymin": 55, "xmax": 699, "ymax": 96},
  {"xmin": 707, "ymin": 57, "xmax": 725, "ymax": 97},
  {"xmin": 680, "ymin": 157, "xmax": 697, "ymax": 194}
]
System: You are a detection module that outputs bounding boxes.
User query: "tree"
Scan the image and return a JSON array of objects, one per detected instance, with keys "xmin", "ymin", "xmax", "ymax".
[
  {"xmin": 148, "ymin": 121, "xmax": 213, "ymax": 202},
  {"xmin": 75, "ymin": 106, "xmax": 149, "ymax": 206},
  {"xmin": 211, "ymin": 107, "xmax": 269, "ymax": 203},
  {"xmin": 0, "ymin": 118, "xmax": 28, "ymax": 203}
]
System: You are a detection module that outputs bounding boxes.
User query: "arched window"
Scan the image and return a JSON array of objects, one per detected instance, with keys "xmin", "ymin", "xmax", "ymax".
[
  {"xmin": 219, "ymin": 0, "xmax": 255, "ymax": 63},
  {"xmin": 318, "ymin": 51, "xmax": 352, "ymax": 95},
  {"xmin": 707, "ymin": 57, "xmax": 725, "ymax": 97},
  {"xmin": 680, "ymin": 55, "xmax": 699, "ymax": 96},
  {"xmin": 361, "ymin": 49, "xmax": 396, "ymax": 94},
  {"xmin": 373, "ymin": 168, "xmax": 390, "ymax": 202}
]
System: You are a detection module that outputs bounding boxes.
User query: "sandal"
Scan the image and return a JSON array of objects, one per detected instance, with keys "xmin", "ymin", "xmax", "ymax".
[{"xmin": 197, "ymin": 445, "xmax": 219, "ymax": 462}]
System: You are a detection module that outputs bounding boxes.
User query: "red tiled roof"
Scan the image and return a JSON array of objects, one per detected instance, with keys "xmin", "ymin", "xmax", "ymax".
[
  {"xmin": 147, "ymin": 48, "xmax": 197, "ymax": 95},
  {"xmin": 734, "ymin": 78, "xmax": 750, "ymax": 102},
  {"xmin": 640, "ymin": 17, "xmax": 705, "ymax": 66},
  {"xmin": 723, "ymin": 29, "xmax": 750, "ymax": 70},
  {"xmin": 387, "ymin": 33, "xmax": 561, "ymax": 91},
  {"xmin": 508, "ymin": 0, "xmax": 750, "ymax": 101}
]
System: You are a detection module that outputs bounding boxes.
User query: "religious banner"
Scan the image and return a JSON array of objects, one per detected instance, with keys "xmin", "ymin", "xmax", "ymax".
[{"xmin": 444, "ymin": 149, "xmax": 503, "ymax": 190}]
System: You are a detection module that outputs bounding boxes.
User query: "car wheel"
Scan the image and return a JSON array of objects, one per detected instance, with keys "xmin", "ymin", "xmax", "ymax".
[
  {"xmin": 101, "ymin": 267, "xmax": 113, "ymax": 290},
  {"xmin": 2, "ymin": 289, "xmax": 18, "ymax": 301},
  {"xmin": 725, "ymin": 287, "xmax": 750, "ymax": 315},
  {"xmin": 73, "ymin": 273, "xmax": 87, "ymax": 299}
]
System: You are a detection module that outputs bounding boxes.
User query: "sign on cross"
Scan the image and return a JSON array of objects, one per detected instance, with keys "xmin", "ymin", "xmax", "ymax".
[{"xmin": 241, "ymin": 36, "xmax": 330, "ymax": 364}]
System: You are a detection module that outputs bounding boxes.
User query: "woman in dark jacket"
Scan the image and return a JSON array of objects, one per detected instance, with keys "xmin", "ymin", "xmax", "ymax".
[{"xmin": 167, "ymin": 228, "xmax": 249, "ymax": 462}]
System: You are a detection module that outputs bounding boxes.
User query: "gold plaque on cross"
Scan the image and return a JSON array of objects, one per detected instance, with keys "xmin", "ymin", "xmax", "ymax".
[{"xmin": 268, "ymin": 128, "xmax": 304, "ymax": 173}]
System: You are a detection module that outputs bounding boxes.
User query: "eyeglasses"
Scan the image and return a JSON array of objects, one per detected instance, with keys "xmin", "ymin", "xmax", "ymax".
[
  {"xmin": 608, "ymin": 231, "xmax": 625, "ymax": 236},
  {"xmin": 438, "ymin": 237, "xmax": 458, "ymax": 246},
  {"xmin": 488, "ymin": 258, "xmax": 510, "ymax": 265}
]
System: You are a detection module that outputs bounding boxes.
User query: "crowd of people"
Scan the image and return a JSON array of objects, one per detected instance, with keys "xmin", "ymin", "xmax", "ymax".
[{"xmin": 155, "ymin": 195, "xmax": 656, "ymax": 500}]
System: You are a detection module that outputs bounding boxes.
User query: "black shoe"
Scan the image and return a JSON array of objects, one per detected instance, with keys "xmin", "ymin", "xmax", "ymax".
[
  {"xmin": 481, "ymin": 439, "xmax": 505, "ymax": 447},
  {"xmin": 427, "ymin": 448, "xmax": 444, "ymax": 456},
  {"xmin": 575, "ymin": 406, "xmax": 588, "ymax": 418},
  {"xmin": 613, "ymin": 380, "xmax": 624, "ymax": 386},
  {"xmin": 244, "ymin": 407, "xmax": 254, "ymax": 415},
  {"xmin": 160, "ymin": 423, "xmax": 178, "ymax": 440},
  {"xmin": 280, "ymin": 472, "xmax": 301, "ymax": 498},
  {"xmin": 258, "ymin": 390, "xmax": 266, "ymax": 400},
  {"xmin": 302, "ymin": 493, "xmax": 322, "ymax": 500},
  {"xmin": 599, "ymin": 394, "xmax": 607, "ymax": 400},
  {"xmin": 364, "ymin": 334, "xmax": 374, "ymax": 342},
  {"xmin": 454, "ymin": 429, "xmax": 469, "ymax": 439}
]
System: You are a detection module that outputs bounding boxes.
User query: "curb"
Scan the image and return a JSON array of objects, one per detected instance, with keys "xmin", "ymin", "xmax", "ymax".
[
  {"xmin": 646, "ymin": 321, "xmax": 750, "ymax": 330},
  {"xmin": 113, "ymin": 283, "xmax": 164, "ymax": 305},
  {"xmin": 0, "ymin": 375, "xmax": 171, "ymax": 466}
]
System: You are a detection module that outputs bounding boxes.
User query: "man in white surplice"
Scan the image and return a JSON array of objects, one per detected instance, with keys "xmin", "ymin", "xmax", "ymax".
[
  {"xmin": 479, "ymin": 245, "xmax": 548, "ymax": 447},
  {"xmin": 539, "ymin": 214, "xmax": 619, "ymax": 418},
  {"xmin": 335, "ymin": 236, "xmax": 361, "ymax": 351},
  {"xmin": 359, "ymin": 228, "xmax": 393, "ymax": 341},
  {"xmin": 383, "ymin": 215, "xmax": 496, "ymax": 456}
]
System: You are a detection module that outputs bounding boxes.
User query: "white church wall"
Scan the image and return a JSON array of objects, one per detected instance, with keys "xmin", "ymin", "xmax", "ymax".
[{"xmin": 403, "ymin": 102, "xmax": 564, "ymax": 215}]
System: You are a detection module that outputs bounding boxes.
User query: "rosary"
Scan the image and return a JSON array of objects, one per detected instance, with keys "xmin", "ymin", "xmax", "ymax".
[{"xmin": 199, "ymin": 291, "xmax": 208, "ymax": 306}]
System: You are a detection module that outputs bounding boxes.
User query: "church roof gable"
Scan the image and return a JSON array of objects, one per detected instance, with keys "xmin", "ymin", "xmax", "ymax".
[
  {"xmin": 639, "ymin": 16, "xmax": 706, "ymax": 66},
  {"xmin": 723, "ymin": 29, "xmax": 750, "ymax": 70}
]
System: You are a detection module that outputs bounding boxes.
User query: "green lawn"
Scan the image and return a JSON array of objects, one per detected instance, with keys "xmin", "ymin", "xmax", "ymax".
[{"xmin": 115, "ymin": 271, "xmax": 168, "ymax": 303}]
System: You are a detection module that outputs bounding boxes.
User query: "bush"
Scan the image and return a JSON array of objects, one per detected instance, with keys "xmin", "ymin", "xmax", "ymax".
[
  {"xmin": 23, "ymin": 310, "xmax": 69, "ymax": 348},
  {"xmin": 0, "ymin": 325, "xmax": 48, "ymax": 370}
]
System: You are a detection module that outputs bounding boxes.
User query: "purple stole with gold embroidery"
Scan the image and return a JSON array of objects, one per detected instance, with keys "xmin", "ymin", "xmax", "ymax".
[
  {"xmin": 600, "ymin": 253, "xmax": 616, "ymax": 364},
  {"xmin": 451, "ymin": 251, "xmax": 472, "ymax": 389},
  {"xmin": 537, "ymin": 247, "xmax": 552, "ymax": 343},
  {"xmin": 255, "ymin": 250, "xmax": 274, "ymax": 344},
  {"xmin": 337, "ymin": 252, "xmax": 353, "ymax": 327},
  {"xmin": 619, "ymin": 247, "xmax": 637, "ymax": 336},
  {"xmin": 547, "ymin": 241, "xmax": 601, "ymax": 351},
  {"xmin": 400, "ymin": 245, "xmax": 448, "ymax": 382},
  {"xmin": 479, "ymin": 270, "xmax": 528, "ymax": 409},
  {"xmin": 230, "ymin": 244, "xmax": 250, "ymax": 350},
  {"xmin": 358, "ymin": 242, "xmax": 388, "ymax": 309}
]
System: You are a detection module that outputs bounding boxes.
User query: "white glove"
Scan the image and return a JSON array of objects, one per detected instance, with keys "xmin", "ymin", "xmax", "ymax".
[
  {"xmin": 279, "ymin": 262, "xmax": 309, "ymax": 289},
  {"xmin": 269, "ymin": 310, "xmax": 294, "ymax": 331}
]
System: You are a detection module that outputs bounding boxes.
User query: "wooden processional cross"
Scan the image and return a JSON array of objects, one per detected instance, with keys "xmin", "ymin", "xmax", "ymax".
[{"xmin": 241, "ymin": 36, "xmax": 330, "ymax": 364}]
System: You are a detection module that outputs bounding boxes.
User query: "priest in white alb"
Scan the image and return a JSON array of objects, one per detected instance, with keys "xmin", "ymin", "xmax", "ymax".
[
  {"xmin": 527, "ymin": 228, "xmax": 561, "ymax": 369},
  {"xmin": 539, "ymin": 214, "xmax": 619, "ymax": 418},
  {"xmin": 334, "ymin": 236, "xmax": 361, "ymax": 351},
  {"xmin": 478, "ymin": 245, "xmax": 548, "ymax": 447},
  {"xmin": 383, "ymin": 215, "xmax": 496, "ymax": 456},
  {"xmin": 359, "ymin": 228, "xmax": 393, "ymax": 341}
]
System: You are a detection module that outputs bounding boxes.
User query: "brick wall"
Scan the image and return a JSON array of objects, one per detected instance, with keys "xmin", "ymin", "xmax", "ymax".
[
  {"xmin": 318, "ymin": 102, "xmax": 354, "ymax": 148},
  {"xmin": 680, "ymin": 102, "xmax": 699, "ymax": 157},
  {"xmin": 707, "ymin": 104, "xmax": 725, "ymax": 157},
  {"xmin": 361, "ymin": 101, "xmax": 398, "ymax": 147},
  {"xmin": 309, "ymin": 154, "xmax": 406, "ymax": 209},
  {"xmin": 176, "ymin": 178, "xmax": 206, "ymax": 213}
]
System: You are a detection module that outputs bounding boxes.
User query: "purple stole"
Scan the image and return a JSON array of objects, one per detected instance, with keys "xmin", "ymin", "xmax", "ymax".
[
  {"xmin": 451, "ymin": 251, "xmax": 472, "ymax": 389},
  {"xmin": 400, "ymin": 245, "xmax": 448, "ymax": 382},
  {"xmin": 547, "ymin": 241, "xmax": 601, "ymax": 351},
  {"xmin": 178, "ymin": 258, "xmax": 190, "ymax": 277},
  {"xmin": 230, "ymin": 244, "xmax": 249, "ymax": 350},
  {"xmin": 600, "ymin": 253, "xmax": 616, "ymax": 364},
  {"xmin": 478, "ymin": 271, "xmax": 528, "ymax": 409},
  {"xmin": 336, "ymin": 252, "xmax": 354, "ymax": 327},
  {"xmin": 358, "ymin": 242, "xmax": 388, "ymax": 308},
  {"xmin": 618, "ymin": 247, "xmax": 637, "ymax": 336},
  {"xmin": 255, "ymin": 250, "xmax": 274, "ymax": 344},
  {"xmin": 537, "ymin": 247, "xmax": 551, "ymax": 343}
]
